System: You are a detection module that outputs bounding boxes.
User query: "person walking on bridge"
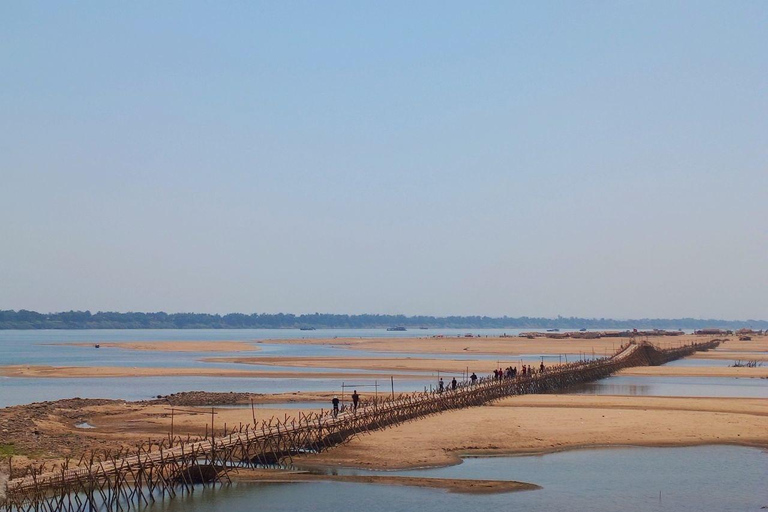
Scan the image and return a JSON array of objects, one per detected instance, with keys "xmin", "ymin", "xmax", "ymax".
[
  {"xmin": 451, "ymin": 377, "xmax": 457, "ymax": 390},
  {"xmin": 351, "ymin": 390, "xmax": 360, "ymax": 411},
  {"xmin": 332, "ymin": 396, "xmax": 340, "ymax": 418}
]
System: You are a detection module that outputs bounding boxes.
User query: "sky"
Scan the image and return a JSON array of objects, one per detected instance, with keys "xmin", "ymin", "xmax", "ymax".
[{"xmin": 1, "ymin": 1, "xmax": 767, "ymax": 320}]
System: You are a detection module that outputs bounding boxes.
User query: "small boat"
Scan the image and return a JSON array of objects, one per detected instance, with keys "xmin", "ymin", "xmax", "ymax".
[
  {"xmin": 546, "ymin": 329, "xmax": 560, "ymax": 332},
  {"xmin": 94, "ymin": 344, "xmax": 100, "ymax": 348},
  {"xmin": 299, "ymin": 327, "xmax": 316, "ymax": 331},
  {"xmin": 387, "ymin": 327, "xmax": 407, "ymax": 331},
  {"xmin": 579, "ymin": 328, "xmax": 587, "ymax": 332}
]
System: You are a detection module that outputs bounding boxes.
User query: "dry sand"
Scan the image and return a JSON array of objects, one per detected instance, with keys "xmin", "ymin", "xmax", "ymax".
[
  {"xmin": 208, "ymin": 355, "xmax": 768, "ymax": 378},
  {"xmin": 304, "ymin": 394, "xmax": 768, "ymax": 469},
  {"xmin": 4, "ymin": 333, "xmax": 766, "ymax": 475},
  {"xmin": 261, "ymin": 334, "xmax": 742, "ymax": 356},
  {"xmin": 205, "ymin": 356, "xmax": 549, "ymax": 375},
  {"xmin": 690, "ymin": 351, "xmax": 768, "ymax": 362},
  {"xmin": 57, "ymin": 341, "xmax": 258, "ymax": 352},
  {"xmin": 3, "ymin": 392, "xmax": 766, "ymax": 473},
  {"xmin": 261, "ymin": 335, "xmax": 641, "ymax": 355}
]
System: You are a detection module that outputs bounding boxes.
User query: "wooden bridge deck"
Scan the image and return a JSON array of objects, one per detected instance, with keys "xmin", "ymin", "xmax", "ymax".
[{"xmin": 2, "ymin": 339, "xmax": 720, "ymax": 512}]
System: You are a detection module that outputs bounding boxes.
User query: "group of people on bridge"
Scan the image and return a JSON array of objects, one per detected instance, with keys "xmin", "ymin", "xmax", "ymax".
[
  {"xmin": 331, "ymin": 362, "xmax": 551, "ymax": 414},
  {"xmin": 493, "ymin": 362, "xmax": 546, "ymax": 380}
]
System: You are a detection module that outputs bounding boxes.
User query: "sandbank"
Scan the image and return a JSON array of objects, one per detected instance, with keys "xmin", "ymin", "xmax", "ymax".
[
  {"xmin": 3, "ymin": 393, "xmax": 766, "ymax": 473},
  {"xmin": 690, "ymin": 351, "xmax": 768, "ymax": 361},
  {"xmin": 304, "ymin": 394, "xmax": 768, "ymax": 469},
  {"xmin": 0, "ymin": 365, "xmax": 426, "ymax": 381},
  {"xmin": 205, "ymin": 356, "xmax": 549, "ymax": 375},
  {"xmin": 261, "ymin": 334, "xmax": 728, "ymax": 356},
  {"xmin": 618, "ymin": 366, "xmax": 768, "ymax": 378},
  {"xmin": 56, "ymin": 341, "xmax": 258, "ymax": 353},
  {"xmin": 231, "ymin": 470, "xmax": 539, "ymax": 494}
]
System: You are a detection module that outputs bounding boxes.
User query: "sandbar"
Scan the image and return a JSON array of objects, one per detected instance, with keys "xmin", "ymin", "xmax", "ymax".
[
  {"xmin": 304, "ymin": 394, "xmax": 768, "ymax": 469},
  {"xmin": 231, "ymin": 470, "xmax": 539, "ymax": 494},
  {"xmin": 0, "ymin": 365, "xmax": 426, "ymax": 381},
  {"xmin": 618, "ymin": 366, "xmax": 768, "ymax": 378},
  {"xmin": 260, "ymin": 334, "xmax": 738, "ymax": 356},
  {"xmin": 56, "ymin": 341, "xmax": 259, "ymax": 353},
  {"xmin": 3, "ymin": 393, "xmax": 766, "ymax": 474},
  {"xmin": 205, "ymin": 356, "xmax": 550, "ymax": 375}
]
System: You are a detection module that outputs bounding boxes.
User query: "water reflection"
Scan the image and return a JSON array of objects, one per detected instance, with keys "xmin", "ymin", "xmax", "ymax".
[
  {"xmin": 570, "ymin": 375, "xmax": 768, "ymax": 398},
  {"xmin": 153, "ymin": 446, "xmax": 767, "ymax": 512}
]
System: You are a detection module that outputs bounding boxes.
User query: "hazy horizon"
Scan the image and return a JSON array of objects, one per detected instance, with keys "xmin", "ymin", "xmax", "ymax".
[
  {"xmin": 2, "ymin": 309, "xmax": 767, "ymax": 324},
  {"xmin": 2, "ymin": 2, "xmax": 766, "ymax": 319}
]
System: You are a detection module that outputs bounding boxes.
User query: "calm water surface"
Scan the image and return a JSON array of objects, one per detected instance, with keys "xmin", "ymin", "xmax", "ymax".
[
  {"xmin": 148, "ymin": 446, "xmax": 767, "ymax": 512},
  {"xmin": 570, "ymin": 375, "xmax": 768, "ymax": 398},
  {"xmin": 1, "ymin": 330, "xmax": 763, "ymax": 407}
]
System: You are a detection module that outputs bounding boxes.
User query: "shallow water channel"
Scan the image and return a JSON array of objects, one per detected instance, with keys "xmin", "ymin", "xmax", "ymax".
[
  {"xmin": 570, "ymin": 375, "xmax": 768, "ymax": 398},
  {"xmin": 150, "ymin": 446, "xmax": 767, "ymax": 512}
]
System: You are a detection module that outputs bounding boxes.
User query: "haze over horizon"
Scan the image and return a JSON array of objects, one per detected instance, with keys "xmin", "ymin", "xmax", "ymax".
[{"xmin": 2, "ymin": 2, "xmax": 767, "ymax": 320}]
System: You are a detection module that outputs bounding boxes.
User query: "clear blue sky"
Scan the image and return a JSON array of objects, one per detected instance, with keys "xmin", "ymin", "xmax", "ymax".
[{"xmin": 1, "ymin": 1, "xmax": 766, "ymax": 319}]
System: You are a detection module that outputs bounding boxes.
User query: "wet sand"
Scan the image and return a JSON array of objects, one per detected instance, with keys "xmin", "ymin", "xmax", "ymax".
[
  {"xmin": 0, "ymin": 365, "xmax": 426, "ymax": 381},
  {"xmin": 57, "ymin": 341, "xmax": 259, "ymax": 352},
  {"xmin": 205, "ymin": 356, "xmax": 551, "ymax": 375},
  {"xmin": 618, "ymin": 366, "xmax": 768, "ymax": 378},
  {"xmin": 208, "ymin": 355, "xmax": 768, "ymax": 378},
  {"xmin": 260, "ymin": 334, "xmax": 734, "ymax": 355},
  {"xmin": 231, "ymin": 469, "xmax": 539, "ymax": 494}
]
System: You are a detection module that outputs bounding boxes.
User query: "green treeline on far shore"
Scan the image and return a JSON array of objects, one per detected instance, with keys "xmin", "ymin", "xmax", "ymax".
[{"xmin": 0, "ymin": 310, "xmax": 766, "ymax": 330}]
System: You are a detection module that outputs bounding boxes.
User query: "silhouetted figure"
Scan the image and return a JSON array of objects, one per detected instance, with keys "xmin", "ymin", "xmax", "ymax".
[
  {"xmin": 351, "ymin": 390, "xmax": 360, "ymax": 411},
  {"xmin": 470, "ymin": 372, "xmax": 478, "ymax": 384},
  {"xmin": 451, "ymin": 377, "xmax": 457, "ymax": 390},
  {"xmin": 332, "ymin": 396, "xmax": 340, "ymax": 418},
  {"xmin": 438, "ymin": 378, "xmax": 444, "ymax": 393},
  {"xmin": 540, "ymin": 362, "xmax": 545, "ymax": 373}
]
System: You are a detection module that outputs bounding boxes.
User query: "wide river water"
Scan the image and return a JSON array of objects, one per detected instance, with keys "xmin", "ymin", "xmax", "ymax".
[
  {"xmin": 0, "ymin": 328, "xmax": 606, "ymax": 407},
  {"xmin": 1, "ymin": 329, "xmax": 765, "ymax": 407},
  {"xmin": 151, "ymin": 446, "xmax": 767, "ymax": 512}
]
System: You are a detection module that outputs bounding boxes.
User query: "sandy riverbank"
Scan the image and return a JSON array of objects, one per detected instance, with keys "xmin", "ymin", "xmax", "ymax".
[
  {"xmin": 56, "ymin": 341, "xmax": 259, "ymax": 352},
  {"xmin": 4, "ymin": 392, "xmax": 765, "ymax": 472}
]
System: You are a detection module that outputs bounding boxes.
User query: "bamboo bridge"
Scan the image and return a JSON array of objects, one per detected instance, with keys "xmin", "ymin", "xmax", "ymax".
[{"xmin": 1, "ymin": 338, "xmax": 721, "ymax": 512}]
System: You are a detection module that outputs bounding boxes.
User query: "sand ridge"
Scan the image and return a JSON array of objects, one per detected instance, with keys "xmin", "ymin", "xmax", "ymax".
[
  {"xmin": 231, "ymin": 469, "xmax": 539, "ymax": 494},
  {"xmin": 618, "ymin": 366, "xmax": 768, "ymax": 378},
  {"xmin": 304, "ymin": 394, "xmax": 768, "ymax": 469},
  {"xmin": 204, "ymin": 355, "xmax": 555, "ymax": 375},
  {"xmin": 54, "ymin": 341, "xmax": 259, "ymax": 352},
  {"xmin": 0, "ymin": 365, "xmax": 428, "ymax": 381},
  {"xmin": 259, "ymin": 334, "xmax": 749, "ymax": 356}
]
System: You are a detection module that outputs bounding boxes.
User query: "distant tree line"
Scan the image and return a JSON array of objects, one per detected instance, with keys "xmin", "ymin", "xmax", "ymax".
[{"xmin": 0, "ymin": 310, "xmax": 765, "ymax": 330}]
